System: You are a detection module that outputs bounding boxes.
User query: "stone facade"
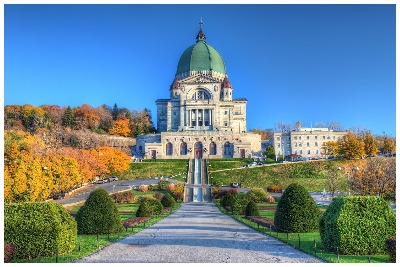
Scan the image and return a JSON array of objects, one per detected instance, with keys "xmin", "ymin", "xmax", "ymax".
[{"xmin": 270, "ymin": 127, "xmax": 347, "ymax": 160}]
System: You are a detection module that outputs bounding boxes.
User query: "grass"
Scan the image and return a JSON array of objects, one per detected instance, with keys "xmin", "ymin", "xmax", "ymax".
[
  {"xmin": 216, "ymin": 200, "xmax": 390, "ymax": 263},
  {"xmin": 14, "ymin": 190, "xmax": 182, "ymax": 263}
]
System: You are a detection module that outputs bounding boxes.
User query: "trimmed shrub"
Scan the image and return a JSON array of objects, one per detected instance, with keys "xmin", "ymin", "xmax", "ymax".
[
  {"xmin": 148, "ymin": 184, "xmax": 159, "ymax": 191},
  {"xmin": 112, "ymin": 192, "xmax": 124, "ymax": 203},
  {"xmin": 154, "ymin": 192, "xmax": 164, "ymax": 201},
  {"xmin": 158, "ymin": 180, "xmax": 171, "ymax": 190},
  {"xmin": 320, "ymin": 196, "xmax": 396, "ymax": 255},
  {"xmin": 228, "ymin": 188, "xmax": 238, "ymax": 195},
  {"xmin": 265, "ymin": 196, "xmax": 276, "ymax": 203},
  {"xmin": 274, "ymin": 183, "xmax": 320, "ymax": 233},
  {"xmin": 161, "ymin": 193, "xmax": 176, "ymax": 207},
  {"xmin": 245, "ymin": 201, "xmax": 260, "ymax": 216},
  {"xmin": 136, "ymin": 201, "xmax": 151, "ymax": 217},
  {"xmin": 4, "ymin": 244, "xmax": 16, "ymax": 263},
  {"xmin": 142, "ymin": 198, "xmax": 163, "ymax": 215},
  {"xmin": 4, "ymin": 202, "xmax": 77, "ymax": 259},
  {"xmin": 386, "ymin": 238, "xmax": 396, "ymax": 263},
  {"xmin": 221, "ymin": 194, "xmax": 236, "ymax": 209},
  {"xmin": 139, "ymin": 184, "xmax": 149, "ymax": 192},
  {"xmin": 167, "ymin": 183, "xmax": 175, "ymax": 191},
  {"xmin": 173, "ymin": 191, "xmax": 184, "ymax": 202},
  {"xmin": 174, "ymin": 183, "xmax": 185, "ymax": 193},
  {"xmin": 232, "ymin": 194, "xmax": 251, "ymax": 215},
  {"xmin": 246, "ymin": 188, "xmax": 270, "ymax": 203},
  {"xmin": 76, "ymin": 188, "xmax": 123, "ymax": 235}
]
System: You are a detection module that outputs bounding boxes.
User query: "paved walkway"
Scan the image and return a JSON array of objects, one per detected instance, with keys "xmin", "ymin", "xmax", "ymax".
[{"xmin": 77, "ymin": 203, "xmax": 323, "ymax": 263}]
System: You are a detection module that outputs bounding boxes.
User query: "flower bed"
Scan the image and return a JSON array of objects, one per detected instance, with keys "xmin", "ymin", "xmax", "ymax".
[
  {"xmin": 122, "ymin": 217, "xmax": 150, "ymax": 228},
  {"xmin": 245, "ymin": 216, "xmax": 275, "ymax": 229}
]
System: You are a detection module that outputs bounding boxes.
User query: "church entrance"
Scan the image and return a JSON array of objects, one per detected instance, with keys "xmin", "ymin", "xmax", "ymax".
[
  {"xmin": 194, "ymin": 142, "xmax": 203, "ymax": 158},
  {"xmin": 240, "ymin": 149, "xmax": 245, "ymax": 158}
]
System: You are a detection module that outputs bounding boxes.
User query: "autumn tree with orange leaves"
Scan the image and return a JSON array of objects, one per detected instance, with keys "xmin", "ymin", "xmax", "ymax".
[
  {"xmin": 97, "ymin": 146, "xmax": 131, "ymax": 174},
  {"xmin": 109, "ymin": 114, "xmax": 131, "ymax": 137}
]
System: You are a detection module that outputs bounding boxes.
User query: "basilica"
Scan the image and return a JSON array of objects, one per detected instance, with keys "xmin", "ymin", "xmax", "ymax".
[{"xmin": 134, "ymin": 23, "xmax": 261, "ymax": 159}]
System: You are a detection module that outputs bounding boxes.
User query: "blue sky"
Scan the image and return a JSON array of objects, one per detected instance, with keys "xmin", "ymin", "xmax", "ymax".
[{"xmin": 4, "ymin": 4, "xmax": 396, "ymax": 136}]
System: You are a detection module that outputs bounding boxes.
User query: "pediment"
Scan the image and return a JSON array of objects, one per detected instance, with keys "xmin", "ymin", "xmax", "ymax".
[{"xmin": 180, "ymin": 74, "xmax": 221, "ymax": 84}]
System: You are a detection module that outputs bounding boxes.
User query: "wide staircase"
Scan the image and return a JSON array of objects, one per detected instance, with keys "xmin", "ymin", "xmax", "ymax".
[{"xmin": 183, "ymin": 158, "xmax": 212, "ymax": 202}]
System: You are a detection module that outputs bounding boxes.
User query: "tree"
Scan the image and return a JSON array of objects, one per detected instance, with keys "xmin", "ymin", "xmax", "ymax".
[
  {"xmin": 383, "ymin": 137, "xmax": 396, "ymax": 155},
  {"xmin": 322, "ymin": 141, "xmax": 339, "ymax": 158},
  {"xmin": 112, "ymin": 103, "xmax": 119, "ymax": 121},
  {"xmin": 76, "ymin": 188, "xmax": 123, "ymax": 234},
  {"xmin": 62, "ymin": 106, "xmax": 75, "ymax": 128},
  {"xmin": 108, "ymin": 114, "xmax": 131, "ymax": 137},
  {"xmin": 245, "ymin": 201, "xmax": 260, "ymax": 216},
  {"xmin": 363, "ymin": 131, "xmax": 379, "ymax": 156},
  {"xmin": 350, "ymin": 157, "xmax": 395, "ymax": 199},
  {"xmin": 97, "ymin": 146, "xmax": 131, "ymax": 174},
  {"xmin": 264, "ymin": 145, "xmax": 276, "ymax": 160},
  {"xmin": 325, "ymin": 168, "xmax": 341, "ymax": 198},
  {"xmin": 337, "ymin": 133, "xmax": 365, "ymax": 159}
]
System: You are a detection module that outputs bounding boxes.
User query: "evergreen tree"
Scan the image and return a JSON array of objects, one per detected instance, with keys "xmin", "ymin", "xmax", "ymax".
[
  {"xmin": 112, "ymin": 103, "xmax": 119, "ymax": 121},
  {"xmin": 62, "ymin": 106, "xmax": 75, "ymax": 128},
  {"xmin": 265, "ymin": 145, "xmax": 276, "ymax": 160}
]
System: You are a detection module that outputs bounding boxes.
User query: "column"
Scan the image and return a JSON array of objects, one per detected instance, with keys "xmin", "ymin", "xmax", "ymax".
[
  {"xmin": 202, "ymin": 109, "xmax": 205, "ymax": 127},
  {"xmin": 196, "ymin": 109, "xmax": 198, "ymax": 127}
]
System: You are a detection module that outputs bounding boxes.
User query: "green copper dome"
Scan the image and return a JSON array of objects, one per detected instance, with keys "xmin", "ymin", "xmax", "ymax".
[{"xmin": 176, "ymin": 29, "xmax": 226, "ymax": 76}]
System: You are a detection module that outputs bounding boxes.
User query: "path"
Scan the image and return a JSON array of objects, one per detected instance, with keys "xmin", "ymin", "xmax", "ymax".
[{"xmin": 77, "ymin": 203, "xmax": 323, "ymax": 263}]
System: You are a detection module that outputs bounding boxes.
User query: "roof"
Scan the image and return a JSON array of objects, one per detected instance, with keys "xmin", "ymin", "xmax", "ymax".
[{"xmin": 176, "ymin": 30, "xmax": 226, "ymax": 76}]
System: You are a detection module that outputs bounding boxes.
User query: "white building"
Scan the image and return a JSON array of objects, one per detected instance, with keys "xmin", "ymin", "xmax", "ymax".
[{"xmin": 269, "ymin": 127, "xmax": 347, "ymax": 160}]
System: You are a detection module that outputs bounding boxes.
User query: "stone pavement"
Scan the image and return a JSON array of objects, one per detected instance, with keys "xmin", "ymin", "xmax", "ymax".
[{"xmin": 77, "ymin": 202, "xmax": 323, "ymax": 263}]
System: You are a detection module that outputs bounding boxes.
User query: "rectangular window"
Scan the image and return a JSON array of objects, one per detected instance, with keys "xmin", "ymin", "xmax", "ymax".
[
  {"xmin": 299, "ymin": 136, "xmax": 302, "ymax": 140},
  {"xmin": 295, "ymin": 143, "xmax": 297, "ymax": 147},
  {"xmin": 323, "ymin": 136, "xmax": 326, "ymax": 140},
  {"xmin": 307, "ymin": 136, "xmax": 310, "ymax": 140},
  {"xmin": 316, "ymin": 150, "xmax": 319, "ymax": 154},
  {"xmin": 308, "ymin": 150, "xmax": 311, "ymax": 154},
  {"xmin": 300, "ymin": 150, "xmax": 302, "ymax": 155},
  {"xmin": 277, "ymin": 137, "xmax": 280, "ymax": 141},
  {"xmin": 294, "ymin": 136, "xmax": 297, "ymax": 140},
  {"xmin": 224, "ymin": 111, "xmax": 228, "ymax": 115},
  {"xmin": 278, "ymin": 144, "xmax": 280, "ymax": 148},
  {"xmin": 315, "ymin": 142, "xmax": 318, "ymax": 146},
  {"xmin": 315, "ymin": 136, "xmax": 318, "ymax": 139},
  {"xmin": 299, "ymin": 143, "xmax": 302, "ymax": 147},
  {"xmin": 307, "ymin": 142, "xmax": 310, "ymax": 147},
  {"xmin": 333, "ymin": 136, "xmax": 336, "ymax": 140}
]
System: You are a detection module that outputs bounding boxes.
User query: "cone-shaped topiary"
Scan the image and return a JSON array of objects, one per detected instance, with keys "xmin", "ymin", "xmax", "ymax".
[
  {"xmin": 274, "ymin": 183, "xmax": 320, "ymax": 232},
  {"xmin": 76, "ymin": 188, "xmax": 123, "ymax": 234},
  {"xmin": 136, "ymin": 201, "xmax": 151, "ymax": 217},
  {"xmin": 245, "ymin": 200, "xmax": 260, "ymax": 216},
  {"xmin": 320, "ymin": 196, "xmax": 396, "ymax": 255},
  {"xmin": 161, "ymin": 193, "xmax": 176, "ymax": 207}
]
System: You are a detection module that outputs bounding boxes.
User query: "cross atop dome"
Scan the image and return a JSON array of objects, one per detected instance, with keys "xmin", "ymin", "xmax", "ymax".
[{"xmin": 196, "ymin": 18, "xmax": 206, "ymax": 43}]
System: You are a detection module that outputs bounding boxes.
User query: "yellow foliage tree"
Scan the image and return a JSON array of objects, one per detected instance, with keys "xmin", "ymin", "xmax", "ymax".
[
  {"xmin": 97, "ymin": 146, "xmax": 131, "ymax": 174},
  {"xmin": 338, "ymin": 133, "xmax": 365, "ymax": 159},
  {"xmin": 109, "ymin": 114, "xmax": 131, "ymax": 137}
]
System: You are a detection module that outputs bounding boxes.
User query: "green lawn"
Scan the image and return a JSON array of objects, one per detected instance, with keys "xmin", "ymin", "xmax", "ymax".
[{"xmin": 217, "ymin": 201, "xmax": 390, "ymax": 263}]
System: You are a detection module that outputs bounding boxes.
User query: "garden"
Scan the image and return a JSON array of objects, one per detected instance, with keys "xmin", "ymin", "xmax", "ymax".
[
  {"xmin": 214, "ymin": 183, "xmax": 396, "ymax": 263},
  {"xmin": 4, "ymin": 180, "xmax": 183, "ymax": 263}
]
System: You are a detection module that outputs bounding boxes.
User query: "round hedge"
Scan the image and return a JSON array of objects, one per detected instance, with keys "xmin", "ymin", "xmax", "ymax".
[
  {"xmin": 142, "ymin": 198, "xmax": 163, "ymax": 215},
  {"xmin": 274, "ymin": 183, "xmax": 320, "ymax": 232},
  {"xmin": 245, "ymin": 201, "xmax": 260, "ymax": 216},
  {"xmin": 320, "ymin": 196, "xmax": 396, "ymax": 255},
  {"xmin": 5, "ymin": 202, "xmax": 77, "ymax": 259},
  {"xmin": 161, "ymin": 193, "xmax": 176, "ymax": 207},
  {"xmin": 246, "ymin": 188, "xmax": 270, "ymax": 203},
  {"xmin": 76, "ymin": 188, "xmax": 123, "ymax": 234},
  {"xmin": 221, "ymin": 194, "xmax": 236, "ymax": 208}
]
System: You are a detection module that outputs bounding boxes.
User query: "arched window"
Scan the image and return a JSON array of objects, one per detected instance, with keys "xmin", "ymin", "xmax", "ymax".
[
  {"xmin": 180, "ymin": 142, "xmax": 187, "ymax": 155},
  {"xmin": 166, "ymin": 142, "xmax": 173, "ymax": 156},
  {"xmin": 210, "ymin": 142, "xmax": 216, "ymax": 155},
  {"xmin": 191, "ymin": 89, "xmax": 210, "ymax": 100},
  {"xmin": 223, "ymin": 142, "xmax": 231, "ymax": 155}
]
